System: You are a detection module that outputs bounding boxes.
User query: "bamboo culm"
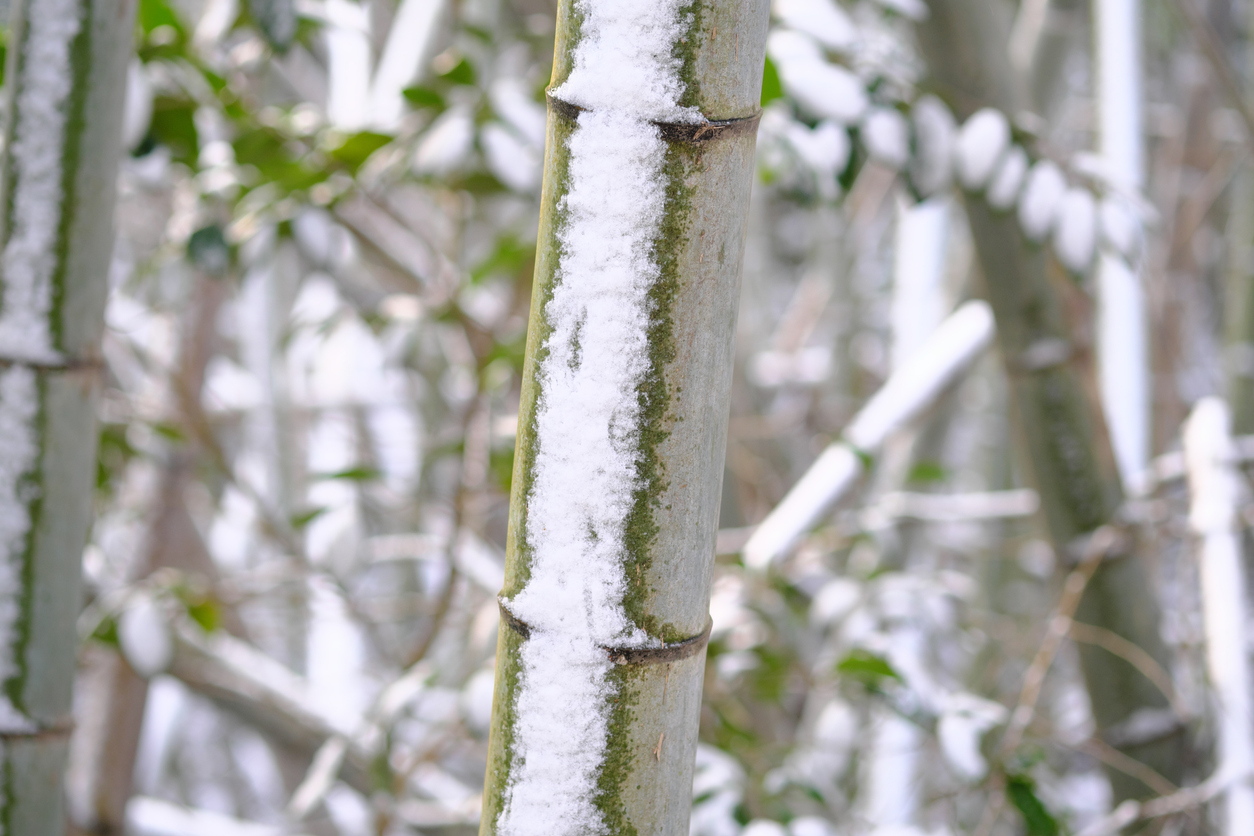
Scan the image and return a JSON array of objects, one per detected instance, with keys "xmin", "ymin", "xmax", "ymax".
[
  {"xmin": 916, "ymin": 0, "xmax": 1185, "ymax": 801},
  {"xmin": 0, "ymin": 0, "xmax": 133, "ymax": 831},
  {"xmin": 478, "ymin": 0, "xmax": 769, "ymax": 833}
]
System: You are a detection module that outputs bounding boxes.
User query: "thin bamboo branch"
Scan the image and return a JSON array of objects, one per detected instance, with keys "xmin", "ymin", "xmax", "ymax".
[
  {"xmin": 1184, "ymin": 397, "xmax": 1254, "ymax": 833},
  {"xmin": 743, "ymin": 300, "xmax": 995, "ymax": 569}
]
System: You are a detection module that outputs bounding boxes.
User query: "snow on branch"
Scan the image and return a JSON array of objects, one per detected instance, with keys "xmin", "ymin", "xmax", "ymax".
[
  {"xmin": 1183, "ymin": 397, "xmax": 1254, "ymax": 834},
  {"xmin": 743, "ymin": 300, "xmax": 995, "ymax": 570}
]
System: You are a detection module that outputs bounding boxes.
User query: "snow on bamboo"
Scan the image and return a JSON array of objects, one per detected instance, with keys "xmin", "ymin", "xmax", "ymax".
[
  {"xmin": 744, "ymin": 300, "xmax": 995, "ymax": 569},
  {"xmin": 0, "ymin": 366, "xmax": 39, "ymax": 731},
  {"xmin": 1183, "ymin": 398, "xmax": 1254, "ymax": 833},
  {"xmin": 495, "ymin": 2, "xmax": 698, "ymax": 834},
  {"xmin": 0, "ymin": 0, "xmax": 81, "ymax": 364}
]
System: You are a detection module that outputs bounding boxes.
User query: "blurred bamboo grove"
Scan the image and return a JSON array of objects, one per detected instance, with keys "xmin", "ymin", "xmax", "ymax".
[{"xmin": 0, "ymin": 0, "xmax": 1243, "ymax": 832}]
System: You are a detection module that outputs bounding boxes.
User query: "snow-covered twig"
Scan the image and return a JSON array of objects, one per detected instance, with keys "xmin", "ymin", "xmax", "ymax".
[
  {"xmin": 127, "ymin": 796, "xmax": 315, "ymax": 836},
  {"xmin": 743, "ymin": 300, "xmax": 995, "ymax": 569},
  {"xmin": 166, "ymin": 620, "xmax": 374, "ymax": 794},
  {"xmin": 1184, "ymin": 398, "xmax": 1254, "ymax": 834}
]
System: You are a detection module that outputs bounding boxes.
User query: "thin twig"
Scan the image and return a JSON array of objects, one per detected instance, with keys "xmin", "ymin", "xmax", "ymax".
[
  {"xmin": 1168, "ymin": 0, "xmax": 1254, "ymax": 156},
  {"xmin": 1000, "ymin": 525, "xmax": 1119, "ymax": 757},
  {"xmin": 1067, "ymin": 621, "xmax": 1189, "ymax": 719}
]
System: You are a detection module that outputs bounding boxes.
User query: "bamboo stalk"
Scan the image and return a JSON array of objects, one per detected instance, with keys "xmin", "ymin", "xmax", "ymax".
[
  {"xmin": 916, "ymin": 0, "xmax": 1185, "ymax": 801},
  {"xmin": 477, "ymin": 1, "xmax": 768, "ymax": 833},
  {"xmin": 0, "ymin": 0, "xmax": 132, "ymax": 830}
]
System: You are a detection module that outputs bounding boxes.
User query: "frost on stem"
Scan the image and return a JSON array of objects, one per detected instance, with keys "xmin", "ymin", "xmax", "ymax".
[
  {"xmin": 0, "ymin": 366, "xmax": 39, "ymax": 732},
  {"xmin": 496, "ymin": 0, "xmax": 699, "ymax": 833},
  {"xmin": 0, "ymin": 0, "xmax": 81, "ymax": 364}
]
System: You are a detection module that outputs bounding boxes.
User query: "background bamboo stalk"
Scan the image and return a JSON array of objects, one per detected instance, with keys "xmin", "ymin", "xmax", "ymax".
[
  {"xmin": 916, "ymin": 0, "xmax": 1186, "ymax": 801},
  {"xmin": 1183, "ymin": 398, "xmax": 1254, "ymax": 833}
]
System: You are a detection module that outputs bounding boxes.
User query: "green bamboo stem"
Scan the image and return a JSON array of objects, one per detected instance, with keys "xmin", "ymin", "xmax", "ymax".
[
  {"xmin": 0, "ymin": 0, "xmax": 132, "ymax": 831},
  {"xmin": 917, "ymin": 0, "xmax": 1185, "ymax": 802},
  {"xmin": 478, "ymin": 1, "xmax": 768, "ymax": 833}
]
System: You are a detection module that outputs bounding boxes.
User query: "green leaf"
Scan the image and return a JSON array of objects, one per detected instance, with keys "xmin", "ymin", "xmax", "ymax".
[
  {"xmin": 91, "ymin": 615, "xmax": 121, "ymax": 648},
  {"xmin": 328, "ymin": 131, "xmax": 393, "ymax": 173},
  {"xmin": 402, "ymin": 85, "xmax": 446, "ymax": 110},
  {"xmin": 139, "ymin": 0, "xmax": 186, "ymax": 37},
  {"xmin": 289, "ymin": 506, "xmax": 329, "ymax": 530},
  {"xmin": 907, "ymin": 461, "xmax": 947, "ymax": 485},
  {"xmin": 472, "ymin": 236, "xmax": 535, "ymax": 283},
  {"xmin": 761, "ymin": 56, "xmax": 783, "ymax": 107},
  {"xmin": 148, "ymin": 98, "xmax": 199, "ymax": 166},
  {"xmin": 188, "ymin": 225, "xmax": 231, "ymax": 275},
  {"xmin": 490, "ymin": 446, "xmax": 515, "ymax": 493},
  {"xmin": 438, "ymin": 57, "xmax": 477, "ymax": 86},
  {"xmin": 316, "ymin": 466, "xmax": 381, "ymax": 482},
  {"xmin": 97, "ymin": 423, "xmax": 138, "ymax": 497},
  {"xmin": 1006, "ymin": 775, "xmax": 1060, "ymax": 836},
  {"xmin": 186, "ymin": 598, "xmax": 221, "ymax": 633},
  {"xmin": 835, "ymin": 649, "xmax": 901, "ymax": 686}
]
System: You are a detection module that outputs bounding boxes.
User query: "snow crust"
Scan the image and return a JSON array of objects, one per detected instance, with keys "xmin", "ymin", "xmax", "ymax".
[
  {"xmin": 1017, "ymin": 160, "xmax": 1066, "ymax": 242},
  {"xmin": 954, "ymin": 108, "xmax": 1009, "ymax": 192},
  {"xmin": 773, "ymin": 0, "xmax": 856, "ymax": 52},
  {"xmin": 985, "ymin": 145, "xmax": 1027, "ymax": 211},
  {"xmin": 0, "ymin": 0, "xmax": 82, "ymax": 363},
  {"xmin": 497, "ymin": 1, "xmax": 695, "ymax": 832},
  {"xmin": 1053, "ymin": 188, "xmax": 1097, "ymax": 273},
  {"xmin": 0, "ymin": 366, "xmax": 38, "ymax": 731},
  {"xmin": 862, "ymin": 107, "xmax": 909, "ymax": 170}
]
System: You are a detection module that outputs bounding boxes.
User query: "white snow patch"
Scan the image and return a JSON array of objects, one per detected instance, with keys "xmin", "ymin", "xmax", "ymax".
[
  {"xmin": 0, "ymin": 366, "xmax": 37, "ymax": 731},
  {"xmin": 0, "ymin": 0, "xmax": 82, "ymax": 363},
  {"xmin": 872, "ymin": 0, "xmax": 928, "ymax": 20},
  {"xmin": 744, "ymin": 821, "xmax": 788, "ymax": 836},
  {"xmin": 954, "ymin": 108, "xmax": 1010, "ymax": 192},
  {"xmin": 909, "ymin": 95, "xmax": 955, "ymax": 196},
  {"xmin": 779, "ymin": 118, "xmax": 849, "ymax": 200},
  {"xmin": 496, "ymin": 1, "xmax": 694, "ymax": 833},
  {"xmin": 490, "ymin": 78, "xmax": 548, "ymax": 146},
  {"xmin": 1017, "ymin": 160, "xmax": 1067, "ymax": 241},
  {"xmin": 773, "ymin": 0, "xmax": 856, "ymax": 52},
  {"xmin": 119, "ymin": 595, "xmax": 174, "ymax": 678},
  {"xmin": 1053, "ymin": 188, "xmax": 1097, "ymax": 273},
  {"xmin": 863, "ymin": 107, "xmax": 909, "ymax": 170},
  {"xmin": 985, "ymin": 145, "xmax": 1028, "ymax": 210},
  {"xmin": 482, "ymin": 123, "xmax": 542, "ymax": 192},
  {"xmin": 413, "ymin": 108, "xmax": 475, "ymax": 175},
  {"xmin": 769, "ymin": 30, "xmax": 866, "ymax": 124},
  {"xmin": 123, "ymin": 60, "xmax": 153, "ymax": 152}
]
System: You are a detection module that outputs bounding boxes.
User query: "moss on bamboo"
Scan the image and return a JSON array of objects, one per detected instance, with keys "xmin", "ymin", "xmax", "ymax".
[
  {"xmin": 480, "ymin": 625, "xmax": 527, "ymax": 829},
  {"xmin": 49, "ymin": 3, "xmax": 92, "ymax": 350},
  {"xmin": 593, "ymin": 665, "xmax": 645, "ymax": 836}
]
